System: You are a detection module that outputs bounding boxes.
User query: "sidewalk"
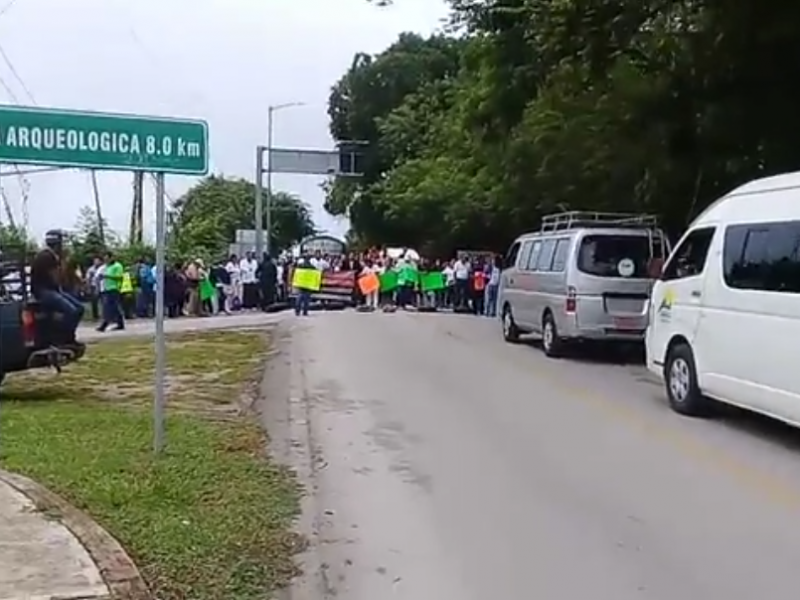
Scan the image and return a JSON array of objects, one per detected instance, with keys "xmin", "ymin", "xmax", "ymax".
[{"xmin": 0, "ymin": 476, "xmax": 108, "ymax": 600}]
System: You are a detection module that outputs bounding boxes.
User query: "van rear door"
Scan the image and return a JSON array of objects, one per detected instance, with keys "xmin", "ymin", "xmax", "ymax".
[{"xmin": 573, "ymin": 232, "xmax": 654, "ymax": 333}]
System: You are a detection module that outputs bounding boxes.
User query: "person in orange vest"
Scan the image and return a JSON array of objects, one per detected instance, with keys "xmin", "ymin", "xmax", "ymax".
[{"xmin": 471, "ymin": 265, "xmax": 486, "ymax": 315}]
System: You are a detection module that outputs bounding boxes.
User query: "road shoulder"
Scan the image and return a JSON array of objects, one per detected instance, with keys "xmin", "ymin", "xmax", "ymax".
[{"xmin": 259, "ymin": 318, "xmax": 328, "ymax": 600}]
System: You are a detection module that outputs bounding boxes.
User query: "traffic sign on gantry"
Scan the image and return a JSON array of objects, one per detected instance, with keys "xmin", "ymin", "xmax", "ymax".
[{"xmin": 0, "ymin": 105, "xmax": 209, "ymax": 175}]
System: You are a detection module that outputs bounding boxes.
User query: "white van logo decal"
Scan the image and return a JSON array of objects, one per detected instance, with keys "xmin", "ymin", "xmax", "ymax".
[{"xmin": 657, "ymin": 288, "xmax": 675, "ymax": 321}]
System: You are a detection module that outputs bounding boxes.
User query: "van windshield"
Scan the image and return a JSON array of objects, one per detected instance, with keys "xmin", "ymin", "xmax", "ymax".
[{"xmin": 577, "ymin": 234, "xmax": 652, "ymax": 278}]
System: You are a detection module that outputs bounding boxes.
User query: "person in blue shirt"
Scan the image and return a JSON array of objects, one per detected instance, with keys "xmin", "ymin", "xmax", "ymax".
[{"xmin": 136, "ymin": 258, "xmax": 155, "ymax": 318}]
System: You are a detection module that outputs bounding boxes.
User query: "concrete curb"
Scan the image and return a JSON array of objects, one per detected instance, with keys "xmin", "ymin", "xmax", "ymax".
[
  {"xmin": 0, "ymin": 469, "xmax": 152, "ymax": 600},
  {"xmin": 260, "ymin": 320, "xmax": 327, "ymax": 600}
]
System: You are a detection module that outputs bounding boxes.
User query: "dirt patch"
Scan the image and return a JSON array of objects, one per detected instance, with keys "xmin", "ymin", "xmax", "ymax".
[{"xmin": 3, "ymin": 330, "xmax": 266, "ymax": 419}]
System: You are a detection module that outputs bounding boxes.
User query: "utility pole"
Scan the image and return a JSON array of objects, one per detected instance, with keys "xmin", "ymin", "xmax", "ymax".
[
  {"xmin": 90, "ymin": 170, "xmax": 105, "ymax": 246},
  {"xmin": 130, "ymin": 171, "xmax": 144, "ymax": 244},
  {"xmin": 0, "ymin": 165, "xmax": 17, "ymax": 229}
]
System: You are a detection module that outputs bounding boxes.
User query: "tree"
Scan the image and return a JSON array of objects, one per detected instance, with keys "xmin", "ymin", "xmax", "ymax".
[
  {"xmin": 325, "ymin": 34, "xmax": 466, "ymax": 232},
  {"xmin": 67, "ymin": 206, "xmax": 155, "ymax": 268},
  {"xmin": 327, "ymin": 0, "xmax": 800, "ymax": 253},
  {"xmin": 68, "ymin": 206, "xmax": 111, "ymax": 265},
  {"xmin": 0, "ymin": 223, "xmax": 37, "ymax": 260},
  {"xmin": 169, "ymin": 175, "xmax": 316, "ymax": 261}
]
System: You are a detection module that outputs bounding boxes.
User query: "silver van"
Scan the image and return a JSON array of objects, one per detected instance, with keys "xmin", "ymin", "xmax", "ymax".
[{"xmin": 498, "ymin": 211, "xmax": 669, "ymax": 357}]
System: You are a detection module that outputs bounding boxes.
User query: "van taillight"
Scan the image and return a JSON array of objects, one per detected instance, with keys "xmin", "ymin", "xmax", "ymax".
[
  {"xmin": 22, "ymin": 309, "xmax": 35, "ymax": 346},
  {"xmin": 565, "ymin": 286, "xmax": 577, "ymax": 313}
]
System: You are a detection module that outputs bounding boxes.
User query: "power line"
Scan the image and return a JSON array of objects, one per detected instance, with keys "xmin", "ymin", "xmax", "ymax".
[
  {"xmin": 0, "ymin": 72, "xmax": 18, "ymax": 102},
  {"xmin": 0, "ymin": 42, "xmax": 38, "ymax": 233},
  {"xmin": 0, "ymin": 42, "xmax": 34, "ymax": 103},
  {"xmin": 106, "ymin": 0, "xmax": 211, "ymax": 111},
  {"xmin": 0, "ymin": 37, "xmax": 104, "ymax": 236},
  {"xmin": 0, "ymin": 0, "xmax": 17, "ymax": 18}
]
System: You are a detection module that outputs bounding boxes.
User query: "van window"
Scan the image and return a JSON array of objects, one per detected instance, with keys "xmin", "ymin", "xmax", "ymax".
[
  {"xmin": 525, "ymin": 241, "xmax": 542, "ymax": 271},
  {"xmin": 723, "ymin": 221, "xmax": 800, "ymax": 293},
  {"xmin": 518, "ymin": 240, "xmax": 534, "ymax": 270},
  {"xmin": 536, "ymin": 239, "xmax": 557, "ymax": 271},
  {"xmin": 504, "ymin": 241, "xmax": 521, "ymax": 269},
  {"xmin": 577, "ymin": 234, "xmax": 652, "ymax": 278},
  {"xmin": 551, "ymin": 239, "xmax": 571, "ymax": 272},
  {"xmin": 662, "ymin": 227, "xmax": 715, "ymax": 281}
]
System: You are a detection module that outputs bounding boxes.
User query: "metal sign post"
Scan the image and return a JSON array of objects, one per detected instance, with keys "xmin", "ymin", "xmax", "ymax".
[
  {"xmin": 253, "ymin": 141, "xmax": 365, "ymax": 256},
  {"xmin": 153, "ymin": 172, "xmax": 167, "ymax": 453},
  {"xmin": 254, "ymin": 145, "xmax": 264, "ymax": 256}
]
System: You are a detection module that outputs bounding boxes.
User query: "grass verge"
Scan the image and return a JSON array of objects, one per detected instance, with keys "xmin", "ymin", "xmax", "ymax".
[{"xmin": 0, "ymin": 330, "xmax": 302, "ymax": 600}]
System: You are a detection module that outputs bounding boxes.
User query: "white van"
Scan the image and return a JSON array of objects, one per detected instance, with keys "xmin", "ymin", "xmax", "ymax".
[{"xmin": 646, "ymin": 171, "xmax": 800, "ymax": 425}]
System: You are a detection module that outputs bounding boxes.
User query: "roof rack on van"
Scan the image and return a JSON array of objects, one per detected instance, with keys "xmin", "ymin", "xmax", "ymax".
[{"xmin": 539, "ymin": 211, "xmax": 660, "ymax": 233}]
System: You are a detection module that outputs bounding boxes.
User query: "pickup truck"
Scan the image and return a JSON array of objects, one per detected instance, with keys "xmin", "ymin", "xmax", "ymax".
[
  {"xmin": 0, "ymin": 256, "xmax": 86, "ymax": 387},
  {"xmin": 0, "ymin": 299, "xmax": 86, "ymax": 386}
]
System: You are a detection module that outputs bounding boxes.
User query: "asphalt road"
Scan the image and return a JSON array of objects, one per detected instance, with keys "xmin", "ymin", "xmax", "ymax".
[{"xmin": 282, "ymin": 310, "xmax": 800, "ymax": 600}]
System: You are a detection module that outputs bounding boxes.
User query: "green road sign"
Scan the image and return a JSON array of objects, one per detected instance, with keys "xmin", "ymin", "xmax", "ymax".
[{"xmin": 0, "ymin": 105, "xmax": 209, "ymax": 174}]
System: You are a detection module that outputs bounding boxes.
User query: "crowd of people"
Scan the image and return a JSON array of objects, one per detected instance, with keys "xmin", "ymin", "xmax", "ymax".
[
  {"xmin": 78, "ymin": 251, "xmax": 290, "ymax": 331},
  {"xmin": 292, "ymin": 248, "xmax": 504, "ymax": 317},
  {"xmin": 6, "ymin": 233, "xmax": 505, "ymax": 337}
]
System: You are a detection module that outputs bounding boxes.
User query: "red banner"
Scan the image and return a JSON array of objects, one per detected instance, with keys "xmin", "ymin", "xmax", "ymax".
[{"xmin": 287, "ymin": 268, "xmax": 356, "ymax": 304}]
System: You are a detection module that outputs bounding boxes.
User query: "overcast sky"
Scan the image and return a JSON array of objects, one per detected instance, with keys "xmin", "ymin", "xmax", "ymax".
[{"xmin": 0, "ymin": 0, "xmax": 448, "ymax": 243}]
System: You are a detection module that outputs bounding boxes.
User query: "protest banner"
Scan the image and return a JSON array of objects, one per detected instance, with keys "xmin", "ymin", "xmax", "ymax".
[{"xmin": 292, "ymin": 268, "xmax": 322, "ymax": 291}]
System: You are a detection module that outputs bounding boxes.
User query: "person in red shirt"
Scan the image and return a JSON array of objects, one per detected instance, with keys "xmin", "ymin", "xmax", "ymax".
[{"xmin": 471, "ymin": 266, "xmax": 486, "ymax": 315}]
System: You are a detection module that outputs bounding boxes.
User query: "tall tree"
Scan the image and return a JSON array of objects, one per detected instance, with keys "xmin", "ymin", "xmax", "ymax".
[
  {"xmin": 0, "ymin": 223, "xmax": 37, "ymax": 259},
  {"xmin": 67, "ymin": 206, "xmax": 117, "ymax": 268},
  {"xmin": 169, "ymin": 175, "xmax": 316, "ymax": 260},
  {"xmin": 329, "ymin": 0, "xmax": 800, "ymax": 253}
]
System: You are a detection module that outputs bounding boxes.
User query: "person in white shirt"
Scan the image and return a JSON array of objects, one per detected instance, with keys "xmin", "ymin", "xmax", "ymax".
[
  {"xmin": 225, "ymin": 255, "xmax": 242, "ymax": 310},
  {"xmin": 441, "ymin": 261, "xmax": 455, "ymax": 308},
  {"xmin": 276, "ymin": 261, "xmax": 285, "ymax": 301},
  {"xmin": 453, "ymin": 257, "xmax": 470, "ymax": 309},
  {"xmin": 310, "ymin": 252, "xmax": 330, "ymax": 271},
  {"xmin": 239, "ymin": 252, "xmax": 258, "ymax": 309}
]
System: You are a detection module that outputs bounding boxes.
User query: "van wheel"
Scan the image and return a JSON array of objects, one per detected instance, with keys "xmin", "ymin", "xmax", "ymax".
[
  {"xmin": 502, "ymin": 305, "xmax": 520, "ymax": 343},
  {"xmin": 665, "ymin": 343, "xmax": 708, "ymax": 416},
  {"xmin": 542, "ymin": 313, "xmax": 564, "ymax": 358}
]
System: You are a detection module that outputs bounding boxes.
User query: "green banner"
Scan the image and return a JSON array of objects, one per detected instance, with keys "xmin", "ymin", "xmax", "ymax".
[
  {"xmin": 420, "ymin": 271, "xmax": 446, "ymax": 291},
  {"xmin": 199, "ymin": 278, "xmax": 216, "ymax": 301},
  {"xmin": 379, "ymin": 270, "xmax": 398, "ymax": 292},
  {"xmin": 398, "ymin": 265, "xmax": 418, "ymax": 286}
]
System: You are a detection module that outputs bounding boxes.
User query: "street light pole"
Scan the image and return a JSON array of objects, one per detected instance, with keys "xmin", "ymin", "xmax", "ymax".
[
  {"xmin": 255, "ymin": 101, "xmax": 305, "ymax": 258},
  {"xmin": 264, "ymin": 105, "xmax": 274, "ymax": 257}
]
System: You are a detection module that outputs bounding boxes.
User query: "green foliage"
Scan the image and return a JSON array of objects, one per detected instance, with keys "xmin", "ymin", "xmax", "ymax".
[
  {"xmin": 333, "ymin": 0, "xmax": 800, "ymax": 253},
  {"xmin": 169, "ymin": 175, "xmax": 316, "ymax": 261},
  {"xmin": 68, "ymin": 206, "xmax": 113, "ymax": 267},
  {"xmin": 67, "ymin": 206, "xmax": 154, "ymax": 268},
  {"xmin": 0, "ymin": 223, "xmax": 37, "ymax": 259}
]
